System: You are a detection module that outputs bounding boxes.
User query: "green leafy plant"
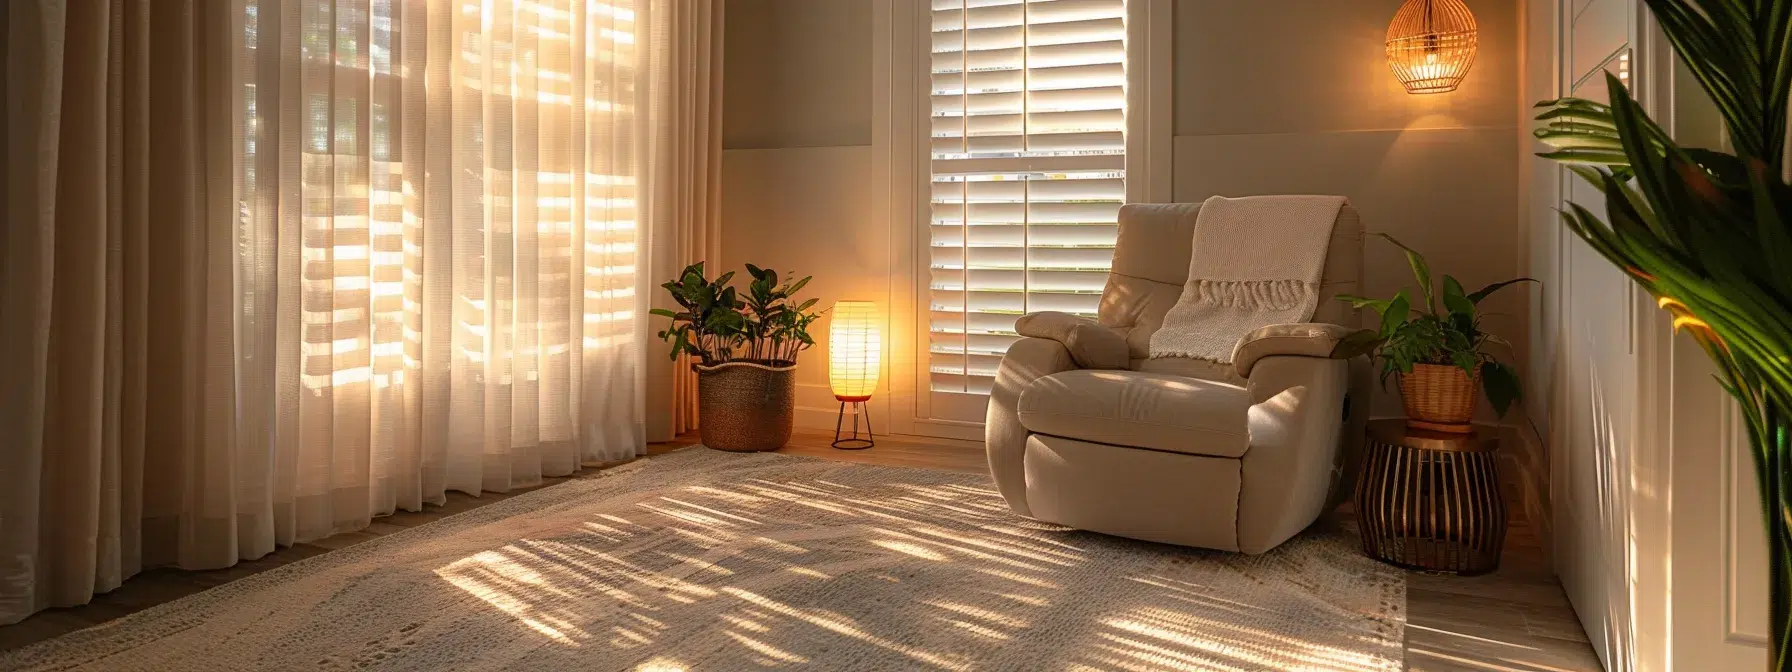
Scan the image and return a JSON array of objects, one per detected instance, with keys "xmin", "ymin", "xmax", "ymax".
[
  {"xmin": 650, "ymin": 262, "xmax": 821, "ymax": 366},
  {"xmin": 1329, "ymin": 233, "xmax": 1533, "ymax": 417},
  {"xmin": 1530, "ymin": 2, "xmax": 1792, "ymax": 667}
]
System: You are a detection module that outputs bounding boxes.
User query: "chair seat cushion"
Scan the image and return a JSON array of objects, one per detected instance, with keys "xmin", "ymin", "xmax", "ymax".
[{"xmin": 1016, "ymin": 370, "xmax": 1251, "ymax": 458}]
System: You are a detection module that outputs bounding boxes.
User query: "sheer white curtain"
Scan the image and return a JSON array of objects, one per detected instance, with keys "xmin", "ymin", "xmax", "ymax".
[
  {"xmin": 236, "ymin": 0, "xmax": 650, "ymax": 542},
  {"xmin": 0, "ymin": 0, "xmax": 686, "ymax": 625}
]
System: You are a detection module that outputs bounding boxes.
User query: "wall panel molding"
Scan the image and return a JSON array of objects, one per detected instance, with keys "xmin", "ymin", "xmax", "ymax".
[{"xmin": 1721, "ymin": 399, "xmax": 1772, "ymax": 645}]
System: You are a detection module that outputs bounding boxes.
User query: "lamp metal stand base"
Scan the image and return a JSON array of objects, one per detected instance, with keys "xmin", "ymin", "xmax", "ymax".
[{"xmin": 832, "ymin": 397, "xmax": 874, "ymax": 450}]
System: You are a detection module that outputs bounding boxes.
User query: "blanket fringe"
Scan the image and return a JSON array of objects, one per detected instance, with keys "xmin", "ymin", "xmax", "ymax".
[{"xmin": 1183, "ymin": 279, "xmax": 1316, "ymax": 312}]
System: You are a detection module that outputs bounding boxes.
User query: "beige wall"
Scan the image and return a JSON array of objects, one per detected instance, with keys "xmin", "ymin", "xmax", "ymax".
[
  {"xmin": 722, "ymin": 0, "xmax": 891, "ymax": 428},
  {"xmin": 724, "ymin": 0, "xmax": 873, "ymax": 149},
  {"xmin": 719, "ymin": 0, "xmax": 1529, "ymax": 427},
  {"xmin": 1173, "ymin": 0, "xmax": 1526, "ymax": 418}
]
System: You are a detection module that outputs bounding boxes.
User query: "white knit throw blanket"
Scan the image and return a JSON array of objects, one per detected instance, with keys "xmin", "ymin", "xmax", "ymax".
[{"xmin": 1149, "ymin": 195, "xmax": 1347, "ymax": 362}]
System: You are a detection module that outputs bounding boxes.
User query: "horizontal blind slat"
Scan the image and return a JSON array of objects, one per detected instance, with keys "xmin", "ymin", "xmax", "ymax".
[
  {"xmin": 930, "ymin": 177, "xmax": 1124, "ymax": 201},
  {"xmin": 932, "ymin": 17, "xmax": 1125, "ymax": 53},
  {"xmin": 931, "ymin": 65, "xmax": 1125, "ymax": 95},
  {"xmin": 930, "ymin": 154, "xmax": 1124, "ymax": 175}
]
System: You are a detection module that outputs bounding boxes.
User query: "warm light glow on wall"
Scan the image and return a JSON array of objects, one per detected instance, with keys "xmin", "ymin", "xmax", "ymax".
[
  {"xmin": 828, "ymin": 301, "xmax": 880, "ymax": 401},
  {"xmin": 1386, "ymin": 0, "xmax": 1478, "ymax": 94}
]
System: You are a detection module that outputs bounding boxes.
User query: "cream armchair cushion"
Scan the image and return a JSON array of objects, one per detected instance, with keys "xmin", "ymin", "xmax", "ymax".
[{"xmin": 1017, "ymin": 371, "xmax": 1250, "ymax": 457}]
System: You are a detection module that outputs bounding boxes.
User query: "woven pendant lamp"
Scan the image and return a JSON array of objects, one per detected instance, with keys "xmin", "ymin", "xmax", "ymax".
[{"xmin": 1386, "ymin": 0, "xmax": 1478, "ymax": 94}]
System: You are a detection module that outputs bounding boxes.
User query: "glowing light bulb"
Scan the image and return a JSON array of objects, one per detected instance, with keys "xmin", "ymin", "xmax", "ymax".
[{"xmin": 828, "ymin": 301, "xmax": 880, "ymax": 401}]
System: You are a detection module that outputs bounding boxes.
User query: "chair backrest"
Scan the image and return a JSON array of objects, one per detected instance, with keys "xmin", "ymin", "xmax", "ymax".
[{"xmin": 1096, "ymin": 202, "xmax": 1364, "ymax": 380}]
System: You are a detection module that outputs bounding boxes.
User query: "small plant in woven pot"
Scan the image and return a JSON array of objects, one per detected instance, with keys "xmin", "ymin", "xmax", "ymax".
[
  {"xmin": 1329, "ymin": 234, "xmax": 1532, "ymax": 430},
  {"xmin": 651, "ymin": 262, "xmax": 823, "ymax": 452}
]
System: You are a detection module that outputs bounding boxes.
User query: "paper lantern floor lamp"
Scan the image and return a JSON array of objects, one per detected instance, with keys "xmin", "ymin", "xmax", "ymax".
[{"xmin": 828, "ymin": 301, "xmax": 880, "ymax": 450}]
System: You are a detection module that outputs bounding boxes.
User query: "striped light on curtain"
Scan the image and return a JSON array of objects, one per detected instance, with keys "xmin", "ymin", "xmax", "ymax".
[{"xmin": 237, "ymin": 0, "xmax": 650, "ymax": 541}]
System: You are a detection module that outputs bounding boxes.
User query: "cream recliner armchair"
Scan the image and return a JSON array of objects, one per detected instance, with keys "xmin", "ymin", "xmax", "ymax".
[{"xmin": 985, "ymin": 202, "xmax": 1370, "ymax": 554}]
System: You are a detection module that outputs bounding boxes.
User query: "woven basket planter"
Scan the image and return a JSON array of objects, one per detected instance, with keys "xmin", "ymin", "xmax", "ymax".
[
  {"xmin": 1398, "ymin": 363, "xmax": 1479, "ymax": 432},
  {"xmin": 695, "ymin": 360, "xmax": 796, "ymax": 452}
]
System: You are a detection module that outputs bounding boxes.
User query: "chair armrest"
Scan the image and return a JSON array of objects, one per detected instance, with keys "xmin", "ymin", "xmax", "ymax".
[
  {"xmin": 1231, "ymin": 323, "xmax": 1359, "ymax": 378},
  {"xmin": 1014, "ymin": 311, "xmax": 1130, "ymax": 370},
  {"xmin": 1238, "ymin": 355, "xmax": 1351, "ymax": 553},
  {"xmin": 986, "ymin": 337, "xmax": 1079, "ymax": 518}
]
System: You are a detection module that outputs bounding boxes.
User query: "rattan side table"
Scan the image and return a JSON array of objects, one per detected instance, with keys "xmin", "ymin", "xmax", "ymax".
[{"xmin": 1354, "ymin": 419, "xmax": 1507, "ymax": 575}]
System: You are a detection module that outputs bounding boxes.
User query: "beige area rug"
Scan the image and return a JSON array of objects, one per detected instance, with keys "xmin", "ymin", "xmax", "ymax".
[{"xmin": 3, "ymin": 449, "xmax": 1404, "ymax": 671}]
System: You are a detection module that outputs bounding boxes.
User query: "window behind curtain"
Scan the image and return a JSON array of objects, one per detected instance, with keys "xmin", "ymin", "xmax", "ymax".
[{"xmin": 233, "ymin": 0, "xmax": 649, "ymax": 504}]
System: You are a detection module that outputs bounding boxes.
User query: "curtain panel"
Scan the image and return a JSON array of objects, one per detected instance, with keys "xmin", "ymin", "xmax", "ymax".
[
  {"xmin": 643, "ymin": 0, "xmax": 721, "ymax": 441},
  {"xmin": 235, "ymin": 0, "xmax": 649, "ymax": 538},
  {"xmin": 1, "ymin": 0, "xmax": 247, "ymax": 626},
  {"xmin": 0, "ymin": 0, "xmax": 709, "ymax": 625}
]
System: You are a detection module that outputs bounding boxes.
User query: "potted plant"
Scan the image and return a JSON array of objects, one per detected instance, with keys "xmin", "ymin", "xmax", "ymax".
[
  {"xmin": 1531, "ymin": 2, "xmax": 1791, "ymax": 664},
  {"xmin": 1330, "ymin": 234, "xmax": 1532, "ymax": 430},
  {"xmin": 651, "ymin": 262, "xmax": 822, "ymax": 452}
]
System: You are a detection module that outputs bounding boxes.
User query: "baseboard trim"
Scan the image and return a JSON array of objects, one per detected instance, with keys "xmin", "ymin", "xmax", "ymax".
[{"xmin": 795, "ymin": 405, "xmax": 847, "ymax": 432}]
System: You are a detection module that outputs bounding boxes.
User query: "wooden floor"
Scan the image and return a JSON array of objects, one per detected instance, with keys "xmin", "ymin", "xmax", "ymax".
[{"xmin": 0, "ymin": 429, "xmax": 1601, "ymax": 671}]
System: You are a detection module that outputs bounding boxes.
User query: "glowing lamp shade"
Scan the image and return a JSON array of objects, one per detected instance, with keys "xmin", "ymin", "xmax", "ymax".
[
  {"xmin": 1386, "ymin": 0, "xmax": 1478, "ymax": 94},
  {"xmin": 828, "ymin": 301, "xmax": 881, "ymax": 402}
]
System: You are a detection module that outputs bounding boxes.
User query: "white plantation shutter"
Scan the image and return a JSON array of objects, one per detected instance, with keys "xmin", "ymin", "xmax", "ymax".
[{"xmin": 928, "ymin": 0, "xmax": 1127, "ymax": 396}]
